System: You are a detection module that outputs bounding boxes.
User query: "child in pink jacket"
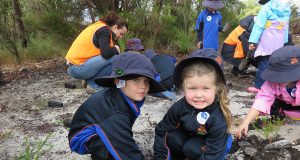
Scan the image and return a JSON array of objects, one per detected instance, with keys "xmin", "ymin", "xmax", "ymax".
[{"xmin": 235, "ymin": 46, "xmax": 300, "ymax": 139}]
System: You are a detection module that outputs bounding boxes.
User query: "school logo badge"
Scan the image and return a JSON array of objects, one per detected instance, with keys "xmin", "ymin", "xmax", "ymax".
[
  {"xmin": 197, "ymin": 124, "xmax": 208, "ymax": 135},
  {"xmin": 196, "ymin": 112, "xmax": 210, "ymax": 135},
  {"xmin": 115, "ymin": 68, "xmax": 124, "ymax": 76},
  {"xmin": 197, "ymin": 112, "xmax": 210, "ymax": 124},
  {"xmin": 207, "ymin": 16, "xmax": 212, "ymax": 22},
  {"xmin": 215, "ymin": 55, "xmax": 222, "ymax": 65}
]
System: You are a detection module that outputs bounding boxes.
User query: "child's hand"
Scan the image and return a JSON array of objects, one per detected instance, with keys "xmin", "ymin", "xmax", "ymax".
[
  {"xmin": 115, "ymin": 45, "xmax": 120, "ymax": 53},
  {"xmin": 235, "ymin": 123, "xmax": 249, "ymax": 139},
  {"xmin": 249, "ymin": 44, "xmax": 256, "ymax": 50},
  {"xmin": 197, "ymin": 41, "xmax": 202, "ymax": 49}
]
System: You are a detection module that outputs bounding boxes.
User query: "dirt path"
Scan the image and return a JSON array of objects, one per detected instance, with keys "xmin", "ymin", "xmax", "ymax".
[{"xmin": 1, "ymin": 37, "xmax": 300, "ymax": 159}]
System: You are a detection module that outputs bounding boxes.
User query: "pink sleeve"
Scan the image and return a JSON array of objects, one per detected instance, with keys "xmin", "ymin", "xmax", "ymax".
[
  {"xmin": 251, "ymin": 81, "xmax": 277, "ymax": 115},
  {"xmin": 295, "ymin": 81, "xmax": 300, "ymax": 105}
]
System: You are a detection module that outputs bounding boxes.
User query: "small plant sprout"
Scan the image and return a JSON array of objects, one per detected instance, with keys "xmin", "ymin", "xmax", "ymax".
[
  {"xmin": 18, "ymin": 134, "xmax": 53, "ymax": 160},
  {"xmin": 252, "ymin": 114, "xmax": 285, "ymax": 143}
]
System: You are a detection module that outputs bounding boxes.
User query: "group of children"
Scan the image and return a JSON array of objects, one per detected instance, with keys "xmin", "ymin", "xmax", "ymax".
[
  {"xmin": 68, "ymin": 48, "xmax": 233, "ymax": 159},
  {"xmin": 66, "ymin": 0, "xmax": 300, "ymax": 159}
]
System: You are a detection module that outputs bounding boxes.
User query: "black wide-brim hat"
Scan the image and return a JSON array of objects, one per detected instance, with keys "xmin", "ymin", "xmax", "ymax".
[
  {"xmin": 95, "ymin": 52, "xmax": 165, "ymax": 93},
  {"xmin": 261, "ymin": 46, "xmax": 300, "ymax": 83},
  {"xmin": 173, "ymin": 48, "xmax": 226, "ymax": 89},
  {"xmin": 202, "ymin": 0, "xmax": 224, "ymax": 10}
]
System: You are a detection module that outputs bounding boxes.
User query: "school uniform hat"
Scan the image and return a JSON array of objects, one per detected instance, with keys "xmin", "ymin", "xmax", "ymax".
[
  {"xmin": 261, "ymin": 46, "xmax": 300, "ymax": 83},
  {"xmin": 202, "ymin": 0, "xmax": 224, "ymax": 9},
  {"xmin": 144, "ymin": 49, "xmax": 158, "ymax": 59},
  {"xmin": 258, "ymin": 0, "xmax": 270, "ymax": 5},
  {"xmin": 95, "ymin": 52, "xmax": 165, "ymax": 93},
  {"xmin": 125, "ymin": 38, "xmax": 144, "ymax": 51},
  {"xmin": 173, "ymin": 48, "xmax": 226, "ymax": 89}
]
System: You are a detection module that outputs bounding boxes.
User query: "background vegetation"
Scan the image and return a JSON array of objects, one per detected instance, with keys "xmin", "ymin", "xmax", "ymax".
[{"xmin": 0, "ymin": 0, "xmax": 299, "ymax": 65}]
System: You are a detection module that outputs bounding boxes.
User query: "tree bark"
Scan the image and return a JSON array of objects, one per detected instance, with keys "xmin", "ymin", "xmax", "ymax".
[
  {"xmin": 86, "ymin": 0, "xmax": 96, "ymax": 22},
  {"xmin": 11, "ymin": 0, "xmax": 27, "ymax": 48}
]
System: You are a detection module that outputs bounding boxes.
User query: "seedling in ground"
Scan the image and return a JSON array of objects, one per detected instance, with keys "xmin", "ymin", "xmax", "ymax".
[{"xmin": 252, "ymin": 115, "xmax": 285, "ymax": 143}]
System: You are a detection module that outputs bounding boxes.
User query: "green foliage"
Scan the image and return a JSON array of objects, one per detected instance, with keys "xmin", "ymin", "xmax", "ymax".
[
  {"xmin": 0, "ymin": 0, "xmax": 259, "ymax": 63},
  {"xmin": 238, "ymin": 0, "xmax": 262, "ymax": 19},
  {"xmin": 18, "ymin": 134, "xmax": 53, "ymax": 160},
  {"xmin": 173, "ymin": 28, "xmax": 197, "ymax": 54},
  {"xmin": 290, "ymin": 5, "xmax": 300, "ymax": 34},
  {"xmin": 0, "ymin": 34, "xmax": 67, "ymax": 64},
  {"xmin": 253, "ymin": 115, "xmax": 285, "ymax": 143}
]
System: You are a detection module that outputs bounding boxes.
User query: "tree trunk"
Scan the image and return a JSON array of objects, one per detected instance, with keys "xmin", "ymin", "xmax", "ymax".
[
  {"xmin": 11, "ymin": 0, "xmax": 27, "ymax": 48},
  {"xmin": 86, "ymin": 0, "xmax": 96, "ymax": 22}
]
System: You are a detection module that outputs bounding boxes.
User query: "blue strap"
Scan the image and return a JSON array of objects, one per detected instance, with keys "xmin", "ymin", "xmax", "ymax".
[
  {"xmin": 70, "ymin": 124, "xmax": 122, "ymax": 160},
  {"xmin": 225, "ymin": 134, "xmax": 233, "ymax": 155}
]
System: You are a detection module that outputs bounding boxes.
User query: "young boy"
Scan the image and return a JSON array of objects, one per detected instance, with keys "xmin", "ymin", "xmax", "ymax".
[
  {"xmin": 68, "ymin": 52, "xmax": 165, "ymax": 159},
  {"xmin": 195, "ymin": 0, "xmax": 224, "ymax": 50}
]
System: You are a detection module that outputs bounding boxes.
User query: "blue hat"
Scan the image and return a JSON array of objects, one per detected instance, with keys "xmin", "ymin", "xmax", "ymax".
[
  {"xmin": 173, "ymin": 48, "xmax": 226, "ymax": 89},
  {"xmin": 125, "ymin": 38, "xmax": 144, "ymax": 51},
  {"xmin": 202, "ymin": 0, "xmax": 224, "ymax": 9},
  {"xmin": 261, "ymin": 46, "xmax": 300, "ymax": 83},
  {"xmin": 95, "ymin": 52, "xmax": 165, "ymax": 93}
]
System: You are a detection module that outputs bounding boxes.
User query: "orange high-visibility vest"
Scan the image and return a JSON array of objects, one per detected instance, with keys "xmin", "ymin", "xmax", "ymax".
[
  {"xmin": 224, "ymin": 25, "xmax": 246, "ymax": 58},
  {"xmin": 65, "ymin": 21, "xmax": 114, "ymax": 65}
]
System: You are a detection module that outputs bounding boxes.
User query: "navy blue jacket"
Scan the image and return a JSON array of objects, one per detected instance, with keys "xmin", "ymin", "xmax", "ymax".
[
  {"xmin": 195, "ymin": 9, "xmax": 223, "ymax": 50},
  {"xmin": 68, "ymin": 88, "xmax": 145, "ymax": 159},
  {"xmin": 154, "ymin": 98, "xmax": 229, "ymax": 160}
]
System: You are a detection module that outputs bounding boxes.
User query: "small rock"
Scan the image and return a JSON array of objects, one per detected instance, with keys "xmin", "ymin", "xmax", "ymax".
[
  {"xmin": 64, "ymin": 82, "xmax": 76, "ymax": 89},
  {"xmin": 264, "ymin": 140, "xmax": 292, "ymax": 150},
  {"xmin": 63, "ymin": 117, "xmax": 72, "ymax": 128},
  {"xmin": 48, "ymin": 101, "xmax": 63, "ymax": 108},
  {"xmin": 277, "ymin": 149, "xmax": 292, "ymax": 160},
  {"xmin": 18, "ymin": 67, "xmax": 30, "ymax": 72},
  {"xmin": 238, "ymin": 141, "xmax": 257, "ymax": 157}
]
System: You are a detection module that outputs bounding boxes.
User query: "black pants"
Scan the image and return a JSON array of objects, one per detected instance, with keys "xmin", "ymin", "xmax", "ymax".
[
  {"xmin": 166, "ymin": 129, "xmax": 205, "ymax": 159},
  {"xmin": 271, "ymin": 99, "xmax": 300, "ymax": 116}
]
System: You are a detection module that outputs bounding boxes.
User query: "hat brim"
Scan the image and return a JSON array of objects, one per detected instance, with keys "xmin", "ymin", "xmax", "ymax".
[
  {"xmin": 202, "ymin": 1, "xmax": 224, "ymax": 9},
  {"xmin": 144, "ymin": 49, "xmax": 158, "ymax": 59},
  {"xmin": 95, "ymin": 73, "xmax": 165, "ymax": 94},
  {"xmin": 261, "ymin": 67, "xmax": 300, "ymax": 83},
  {"xmin": 173, "ymin": 57, "xmax": 226, "ymax": 89}
]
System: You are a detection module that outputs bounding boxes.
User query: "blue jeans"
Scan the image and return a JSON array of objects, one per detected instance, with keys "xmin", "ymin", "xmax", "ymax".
[
  {"xmin": 67, "ymin": 55, "xmax": 113, "ymax": 89},
  {"xmin": 254, "ymin": 56, "xmax": 269, "ymax": 89}
]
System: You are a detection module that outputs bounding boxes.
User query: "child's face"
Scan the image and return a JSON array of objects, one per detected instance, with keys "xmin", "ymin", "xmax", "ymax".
[
  {"xmin": 207, "ymin": 7, "xmax": 216, "ymax": 12},
  {"xmin": 119, "ymin": 76, "xmax": 150, "ymax": 101},
  {"xmin": 183, "ymin": 74, "xmax": 216, "ymax": 110}
]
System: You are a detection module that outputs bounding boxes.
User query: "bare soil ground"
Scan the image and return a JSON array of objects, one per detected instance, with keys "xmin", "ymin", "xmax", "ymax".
[{"xmin": 1, "ymin": 35, "xmax": 300, "ymax": 160}]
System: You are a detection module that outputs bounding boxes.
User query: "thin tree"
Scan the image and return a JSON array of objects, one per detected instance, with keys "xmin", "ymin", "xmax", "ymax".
[{"xmin": 11, "ymin": 0, "xmax": 27, "ymax": 48}]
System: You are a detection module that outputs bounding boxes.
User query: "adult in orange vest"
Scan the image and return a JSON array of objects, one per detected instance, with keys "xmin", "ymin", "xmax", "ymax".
[
  {"xmin": 221, "ymin": 15, "xmax": 257, "ymax": 76},
  {"xmin": 65, "ymin": 11, "xmax": 128, "ymax": 93}
]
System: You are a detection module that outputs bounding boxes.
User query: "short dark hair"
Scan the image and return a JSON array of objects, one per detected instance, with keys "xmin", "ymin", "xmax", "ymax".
[{"xmin": 100, "ymin": 11, "xmax": 128, "ymax": 30}]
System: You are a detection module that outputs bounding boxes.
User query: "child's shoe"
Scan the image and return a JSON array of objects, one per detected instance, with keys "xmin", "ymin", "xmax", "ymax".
[
  {"xmin": 81, "ymin": 80, "xmax": 87, "ymax": 88},
  {"xmin": 247, "ymin": 87, "xmax": 261, "ymax": 93},
  {"xmin": 239, "ymin": 58, "xmax": 250, "ymax": 71}
]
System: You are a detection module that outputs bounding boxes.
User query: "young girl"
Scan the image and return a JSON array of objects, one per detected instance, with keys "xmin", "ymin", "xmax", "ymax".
[
  {"xmin": 235, "ymin": 46, "xmax": 300, "ymax": 139},
  {"xmin": 154, "ymin": 49, "xmax": 232, "ymax": 159},
  {"xmin": 68, "ymin": 52, "xmax": 165, "ymax": 159},
  {"xmin": 247, "ymin": 0, "xmax": 291, "ymax": 92}
]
